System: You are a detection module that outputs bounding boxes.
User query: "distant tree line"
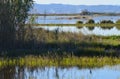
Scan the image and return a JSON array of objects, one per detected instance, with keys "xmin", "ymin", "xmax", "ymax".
[{"xmin": 76, "ymin": 19, "xmax": 120, "ymax": 24}]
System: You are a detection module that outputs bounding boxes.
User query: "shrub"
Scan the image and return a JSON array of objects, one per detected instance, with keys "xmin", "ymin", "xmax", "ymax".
[
  {"xmin": 76, "ymin": 21, "xmax": 83, "ymax": 24},
  {"xmin": 86, "ymin": 19, "xmax": 95, "ymax": 24},
  {"xmin": 100, "ymin": 20, "xmax": 114, "ymax": 24}
]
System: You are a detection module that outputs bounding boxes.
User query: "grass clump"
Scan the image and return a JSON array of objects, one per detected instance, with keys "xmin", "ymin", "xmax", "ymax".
[{"xmin": 116, "ymin": 19, "xmax": 120, "ymax": 24}]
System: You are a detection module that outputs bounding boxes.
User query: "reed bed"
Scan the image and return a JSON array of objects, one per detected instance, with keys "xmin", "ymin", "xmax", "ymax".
[{"xmin": 0, "ymin": 56, "xmax": 120, "ymax": 68}]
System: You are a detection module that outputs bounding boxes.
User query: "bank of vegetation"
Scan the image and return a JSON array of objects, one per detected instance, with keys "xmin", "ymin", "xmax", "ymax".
[{"xmin": 0, "ymin": 28, "xmax": 119, "ymax": 57}]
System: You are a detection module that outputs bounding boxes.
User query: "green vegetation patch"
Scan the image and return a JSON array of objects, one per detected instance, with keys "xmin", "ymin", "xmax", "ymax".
[{"xmin": 0, "ymin": 56, "xmax": 120, "ymax": 68}]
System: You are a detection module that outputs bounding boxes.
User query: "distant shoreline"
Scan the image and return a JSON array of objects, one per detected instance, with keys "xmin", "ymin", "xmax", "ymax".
[{"xmin": 29, "ymin": 13, "xmax": 120, "ymax": 16}]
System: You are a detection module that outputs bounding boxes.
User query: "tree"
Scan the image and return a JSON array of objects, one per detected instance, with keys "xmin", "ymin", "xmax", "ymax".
[{"xmin": 0, "ymin": 0, "xmax": 33, "ymax": 50}]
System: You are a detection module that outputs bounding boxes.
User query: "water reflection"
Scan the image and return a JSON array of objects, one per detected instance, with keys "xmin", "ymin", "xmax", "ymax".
[
  {"xmin": 1, "ymin": 66, "xmax": 120, "ymax": 79},
  {"xmin": 34, "ymin": 26, "xmax": 120, "ymax": 36},
  {"xmin": 0, "ymin": 66, "xmax": 16, "ymax": 79}
]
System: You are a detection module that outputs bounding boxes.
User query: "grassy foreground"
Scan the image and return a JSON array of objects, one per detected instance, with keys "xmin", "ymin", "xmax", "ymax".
[{"xmin": 0, "ymin": 56, "xmax": 120, "ymax": 68}]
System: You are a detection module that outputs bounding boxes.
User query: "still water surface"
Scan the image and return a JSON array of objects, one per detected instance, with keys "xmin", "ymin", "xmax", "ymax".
[
  {"xmin": 29, "ymin": 15, "xmax": 120, "ymax": 36},
  {"xmin": 34, "ymin": 16, "xmax": 120, "ymax": 24},
  {"xmin": 1, "ymin": 65, "xmax": 120, "ymax": 79},
  {"xmin": 34, "ymin": 26, "xmax": 120, "ymax": 36}
]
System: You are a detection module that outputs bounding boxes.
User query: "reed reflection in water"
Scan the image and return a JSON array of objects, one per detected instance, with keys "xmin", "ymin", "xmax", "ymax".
[
  {"xmin": 34, "ymin": 26, "xmax": 120, "ymax": 36},
  {"xmin": 1, "ymin": 66, "xmax": 120, "ymax": 79}
]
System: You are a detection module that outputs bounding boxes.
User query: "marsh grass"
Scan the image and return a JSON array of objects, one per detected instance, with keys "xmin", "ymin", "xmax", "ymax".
[
  {"xmin": 0, "ymin": 56, "xmax": 120, "ymax": 68},
  {"xmin": 1, "ymin": 29, "xmax": 120, "ymax": 57}
]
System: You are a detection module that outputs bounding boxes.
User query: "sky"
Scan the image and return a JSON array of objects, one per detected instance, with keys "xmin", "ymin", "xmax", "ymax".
[{"xmin": 34, "ymin": 0, "xmax": 120, "ymax": 5}]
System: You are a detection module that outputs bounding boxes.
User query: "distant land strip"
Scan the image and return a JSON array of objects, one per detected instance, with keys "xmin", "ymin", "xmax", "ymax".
[{"xmin": 28, "ymin": 13, "xmax": 120, "ymax": 16}]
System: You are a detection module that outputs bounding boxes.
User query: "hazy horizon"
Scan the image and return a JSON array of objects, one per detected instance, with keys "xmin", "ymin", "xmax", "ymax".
[
  {"xmin": 34, "ymin": 0, "xmax": 120, "ymax": 5},
  {"xmin": 34, "ymin": 3, "xmax": 120, "ymax": 6}
]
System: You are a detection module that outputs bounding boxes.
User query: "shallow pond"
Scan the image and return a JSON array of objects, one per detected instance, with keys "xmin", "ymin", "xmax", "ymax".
[
  {"xmin": 34, "ymin": 26, "xmax": 120, "ymax": 36},
  {"xmin": 1, "ymin": 65, "xmax": 120, "ymax": 79},
  {"xmin": 33, "ymin": 16, "xmax": 120, "ymax": 24}
]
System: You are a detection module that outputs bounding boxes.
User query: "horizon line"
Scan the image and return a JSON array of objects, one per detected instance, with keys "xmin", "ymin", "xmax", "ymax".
[{"xmin": 34, "ymin": 3, "xmax": 120, "ymax": 6}]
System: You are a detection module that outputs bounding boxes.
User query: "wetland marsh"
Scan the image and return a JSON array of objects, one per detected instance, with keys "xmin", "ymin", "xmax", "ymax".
[{"xmin": 1, "ymin": 5, "xmax": 120, "ymax": 78}]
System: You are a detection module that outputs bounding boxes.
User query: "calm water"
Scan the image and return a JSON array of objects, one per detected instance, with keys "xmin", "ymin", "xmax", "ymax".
[
  {"xmin": 28, "ymin": 15, "xmax": 120, "ymax": 36},
  {"xmin": 29, "ymin": 15, "xmax": 120, "ymax": 36},
  {"xmin": 33, "ymin": 16, "xmax": 120, "ymax": 24},
  {"xmin": 33, "ymin": 26, "xmax": 120, "ymax": 36},
  {"xmin": 1, "ymin": 65, "xmax": 120, "ymax": 79}
]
